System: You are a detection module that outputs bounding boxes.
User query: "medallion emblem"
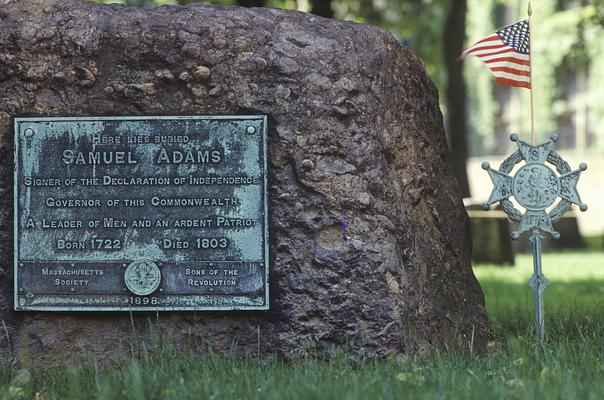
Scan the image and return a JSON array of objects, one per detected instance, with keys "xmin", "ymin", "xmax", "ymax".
[
  {"xmin": 482, "ymin": 133, "xmax": 587, "ymax": 240},
  {"xmin": 124, "ymin": 260, "xmax": 161, "ymax": 296},
  {"xmin": 512, "ymin": 163, "xmax": 559, "ymax": 210}
]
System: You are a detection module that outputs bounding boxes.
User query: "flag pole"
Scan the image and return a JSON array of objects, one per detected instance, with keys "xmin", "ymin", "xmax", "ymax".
[{"xmin": 528, "ymin": 2, "xmax": 535, "ymax": 144}]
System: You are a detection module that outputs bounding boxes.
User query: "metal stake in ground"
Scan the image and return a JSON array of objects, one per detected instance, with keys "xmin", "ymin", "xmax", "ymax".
[
  {"xmin": 528, "ymin": 229, "xmax": 548, "ymax": 342},
  {"xmin": 481, "ymin": 133, "xmax": 587, "ymax": 343}
]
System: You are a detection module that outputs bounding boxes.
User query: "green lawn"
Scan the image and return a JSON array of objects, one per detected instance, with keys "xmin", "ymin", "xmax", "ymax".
[
  {"xmin": 476, "ymin": 251, "xmax": 604, "ymax": 339},
  {"xmin": 2, "ymin": 251, "xmax": 604, "ymax": 399}
]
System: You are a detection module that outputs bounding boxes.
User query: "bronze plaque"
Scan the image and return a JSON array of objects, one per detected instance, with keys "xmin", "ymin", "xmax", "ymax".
[{"xmin": 14, "ymin": 116, "xmax": 269, "ymax": 311}]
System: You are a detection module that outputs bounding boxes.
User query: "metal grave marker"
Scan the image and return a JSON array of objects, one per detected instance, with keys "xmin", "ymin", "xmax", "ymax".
[
  {"xmin": 14, "ymin": 116, "xmax": 269, "ymax": 311},
  {"xmin": 481, "ymin": 133, "xmax": 587, "ymax": 341}
]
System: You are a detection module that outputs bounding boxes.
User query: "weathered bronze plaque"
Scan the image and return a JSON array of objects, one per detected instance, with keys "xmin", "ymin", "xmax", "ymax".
[{"xmin": 14, "ymin": 116, "xmax": 269, "ymax": 311}]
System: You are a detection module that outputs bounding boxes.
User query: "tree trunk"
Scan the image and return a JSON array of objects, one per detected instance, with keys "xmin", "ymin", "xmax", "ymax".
[
  {"xmin": 443, "ymin": 0, "xmax": 471, "ymax": 198},
  {"xmin": 311, "ymin": 0, "xmax": 334, "ymax": 18}
]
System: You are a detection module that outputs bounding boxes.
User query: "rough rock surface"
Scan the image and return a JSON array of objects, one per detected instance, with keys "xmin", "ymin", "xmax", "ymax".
[{"xmin": 0, "ymin": 0, "xmax": 489, "ymax": 364}]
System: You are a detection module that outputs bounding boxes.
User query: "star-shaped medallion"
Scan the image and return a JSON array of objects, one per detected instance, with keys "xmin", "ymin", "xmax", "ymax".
[{"xmin": 482, "ymin": 133, "xmax": 587, "ymax": 240}]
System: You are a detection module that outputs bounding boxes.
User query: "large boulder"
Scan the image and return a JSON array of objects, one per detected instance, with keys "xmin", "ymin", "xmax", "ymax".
[{"xmin": 0, "ymin": 0, "xmax": 489, "ymax": 364}]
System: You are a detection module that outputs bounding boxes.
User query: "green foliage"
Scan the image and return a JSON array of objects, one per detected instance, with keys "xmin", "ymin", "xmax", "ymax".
[
  {"xmin": 335, "ymin": 0, "xmax": 450, "ymax": 88},
  {"xmin": 88, "ymin": 0, "xmax": 604, "ymax": 156},
  {"xmin": 466, "ymin": 0, "xmax": 497, "ymax": 153},
  {"xmin": 1, "ymin": 252, "xmax": 604, "ymax": 399},
  {"xmin": 466, "ymin": 1, "xmax": 604, "ymax": 155}
]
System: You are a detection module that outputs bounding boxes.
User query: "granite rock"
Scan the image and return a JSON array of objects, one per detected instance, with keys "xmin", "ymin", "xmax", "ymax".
[{"xmin": 0, "ymin": 0, "xmax": 489, "ymax": 364}]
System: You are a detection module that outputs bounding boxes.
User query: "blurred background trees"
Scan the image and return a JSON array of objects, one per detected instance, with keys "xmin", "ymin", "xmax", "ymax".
[{"xmin": 93, "ymin": 0, "xmax": 603, "ymax": 204}]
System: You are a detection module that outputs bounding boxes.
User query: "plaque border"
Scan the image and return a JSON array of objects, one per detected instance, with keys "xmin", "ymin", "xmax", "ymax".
[{"xmin": 14, "ymin": 115, "xmax": 270, "ymax": 312}]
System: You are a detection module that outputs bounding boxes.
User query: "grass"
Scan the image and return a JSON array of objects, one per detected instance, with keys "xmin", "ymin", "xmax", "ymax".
[
  {"xmin": 476, "ymin": 251, "xmax": 604, "ymax": 339},
  {"xmin": 2, "ymin": 251, "xmax": 604, "ymax": 399}
]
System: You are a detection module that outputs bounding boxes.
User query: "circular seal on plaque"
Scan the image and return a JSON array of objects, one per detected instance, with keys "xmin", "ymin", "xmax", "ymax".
[
  {"xmin": 512, "ymin": 163, "xmax": 560, "ymax": 210},
  {"xmin": 124, "ymin": 260, "xmax": 161, "ymax": 296}
]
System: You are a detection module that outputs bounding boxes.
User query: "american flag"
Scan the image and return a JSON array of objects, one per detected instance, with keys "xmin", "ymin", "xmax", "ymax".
[{"xmin": 460, "ymin": 20, "xmax": 531, "ymax": 89}]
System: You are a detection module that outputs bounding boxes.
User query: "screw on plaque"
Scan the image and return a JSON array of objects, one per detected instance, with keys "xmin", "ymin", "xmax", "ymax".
[
  {"xmin": 23, "ymin": 128, "xmax": 34, "ymax": 147},
  {"xmin": 481, "ymin": 132, "xmax": 588, "ymax": 342},
  {"xmin": 246, "ymin": 126, "xmax": 256, "ymax": 134}
]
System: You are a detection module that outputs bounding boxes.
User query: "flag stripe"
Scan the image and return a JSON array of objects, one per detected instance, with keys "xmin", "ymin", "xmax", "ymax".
[
  {"xmin": 489, "ymin": 66, "xmax": 530, "ymax": 77},
  {"xmin": 467, "ymin": 43, "xmax": 508, "ymax": 53},
  {"xmin": 486, "ymin": 61, "xmax": 530, "ymax": 72},
  {"xmin": 496, "ymin": 77, "xmax": 531, "ymax": 88},
  {"xmin": 481, "ymin": 52, "xmax": 529, "ymax": 62},
  {"xmin": 474, "ymin": 39, "xmax": 502, "ymax": 47},
  {"xmin": 461, "ymin": 35, "xmax": 500, "ymax": 54},
  {"xmin": 461, "ymin": 38, "xmax": 505, "ymax": 56},
  {"xmin": 470, "ymin": 47, "xmax": 515, "ymax": 57},
  {"xmin": 475, "ymin": 34, "xmax": 500, "ymax": 45},
  {"xmin": 491, "ymin": 71, "xmax": 530, "ymax": 82},
  {"xmin": 483, "ymin": 56, "xmax": 530, "ymax": 66}
]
